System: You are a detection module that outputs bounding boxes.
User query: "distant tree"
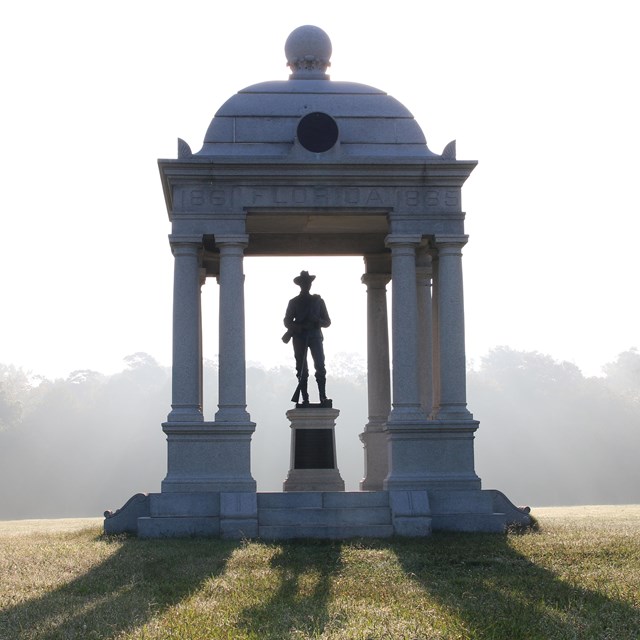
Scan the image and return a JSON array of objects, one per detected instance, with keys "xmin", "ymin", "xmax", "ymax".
[
  {"xmin": 1, "ymin": 346, "xmax": 639, "ymax": 519},
  {"xmin": 0, "ymin": 354, "xmax": 169, "ymax": 519},
  {"xmin": 0, "ymin": 364, "xmax": 30, "ymax": 430},
  {"xmin": 602, "ymin": 348, "xmax": 640, "ymax": 404},
  {"xmin": 471, "ymin": 347, "xmax": 640, "ymax": 507}
]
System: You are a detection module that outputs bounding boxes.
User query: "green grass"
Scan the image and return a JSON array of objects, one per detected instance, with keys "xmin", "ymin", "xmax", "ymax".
[{"xmin": 1, "ymin": 506, "xmax": 639, "ymax": 639}]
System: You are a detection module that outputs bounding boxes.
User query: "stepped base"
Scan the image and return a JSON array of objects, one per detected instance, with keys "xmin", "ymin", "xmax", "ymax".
[
  {"xmin": 104, "ymin": 488, "xmax": 531, "ymax": 539},
  {"xmin": 138, "ymin": 516, "xmax": 220, "ymax": 538},
  {"xmin": 260, "ymin": 524, "xmax": 394, "ymax": 540}
]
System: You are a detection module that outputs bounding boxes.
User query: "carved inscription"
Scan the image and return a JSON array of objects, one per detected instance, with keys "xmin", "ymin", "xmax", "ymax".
[
  {"xmin": 400, "ymin": 189, "xmax": 459, "ymax": 209},
  {"xmin": 248, "ymin": 186, "xmax": 389, "ymax": 207},
  {"xmin": 175, "ymin": 185, "xmax": 460, "ymax": 213},
  {"xmin": 181, "ymin": 188, "xmax": 230, "ymax": 209}
]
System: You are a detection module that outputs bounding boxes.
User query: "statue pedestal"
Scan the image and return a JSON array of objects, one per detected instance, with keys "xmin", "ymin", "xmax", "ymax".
[{"xmin": 283, "ymin": 407, "xmax": 345, "ymax": 492}]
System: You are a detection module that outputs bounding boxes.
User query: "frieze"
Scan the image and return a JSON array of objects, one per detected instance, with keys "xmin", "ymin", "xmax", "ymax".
[{"xmin": 173, "ymin": 185, "xmax": 460, "ymax": 214}]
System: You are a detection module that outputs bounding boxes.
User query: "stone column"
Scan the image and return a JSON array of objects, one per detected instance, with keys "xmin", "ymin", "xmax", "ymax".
[
  {"xmin": 161, "ymin": 234, "xmax": 256, "ymax": 494},
  {"xmin": 430, "ymin": 252, "xmax": 441, "ymax": 416},
  {"xmin": 359, "ymin": 267, "xmax": 391, "ymax": 490},
  {"xmin": 167, "ymin": 236, "xmax": 203, "ymax": 423},
  {"xmin": 385, "ymin": 234, "xmax": 425, "ymax": 424},
  {"xmin": 215, "ymin": 235, "xmax": 251, "ymax": 424},
  {"xmin": 432, "ymin": 236, "xmax": 473, "ymax": 421},
  {"xmin": 416, "ymin": 251, "xmax": 433, "ymax": 416},
  {"xmin": 199, "ymin": 267, "xmax": 206, "ymax": 413},
  {"xmin": 383, "ymin": 234, "xmax": 431, "ymax": 491}
]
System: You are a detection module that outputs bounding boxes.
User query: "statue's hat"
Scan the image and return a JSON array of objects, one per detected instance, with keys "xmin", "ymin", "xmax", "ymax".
[{"xmin": 294, "ymin": 270, "xmax": 316, "ymax": 285}]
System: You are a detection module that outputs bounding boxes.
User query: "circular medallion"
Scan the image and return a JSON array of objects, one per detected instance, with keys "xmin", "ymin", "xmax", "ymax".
[{"xmin": 297, "ymin": 112, "xmax": 339, "ymax": 153}]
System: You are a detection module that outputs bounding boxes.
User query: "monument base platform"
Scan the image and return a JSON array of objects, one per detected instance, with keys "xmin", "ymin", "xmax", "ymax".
[{"xmin": 104, "ymin": 489, "xmax": 531, "ymax": 539}]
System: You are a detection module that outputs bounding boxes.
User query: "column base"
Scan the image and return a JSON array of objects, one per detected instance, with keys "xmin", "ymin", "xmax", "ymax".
[
  {"xmin": 162, "ymin": 421, "xmax": 256, "ymax": 493},
  {"xmin": 359, "ymin": 422, "xmax": 388, "ymax": 491},
  {"xmin": 387, "ymin": 405, "xmax": 426, "ymax": 425},
  {"xmin": 214, "ymin": 407, "xmax": 252, "ymax": 423},
  {"xmin": 384, "ymin": 418, "xmax": 481, "ymax": 491},
  {"xmin": 161, "ymin": 477, "xmax": 257, "ymax": 493},
  {"xmin": 430, "ymin": 403, "xmax": 474, "ymax": 422},
  {"xmin": 167, "ymin": 406, "xmax": 204, "ymax": 423}
]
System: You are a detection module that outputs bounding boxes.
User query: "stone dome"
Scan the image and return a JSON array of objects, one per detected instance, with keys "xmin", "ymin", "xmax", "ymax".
[{"xmin": 194, "ymin": 26, "xmax": 436, "ymax": 159}]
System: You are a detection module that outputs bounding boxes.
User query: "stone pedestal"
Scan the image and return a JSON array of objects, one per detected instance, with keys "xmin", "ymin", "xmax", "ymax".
[
  {"xmin": 161, "ymin": 421, "xmax": 256, "ymax": 493},
  {"xmin": 383, "ymin": 419, "xmax": 481, "ymax": 491},
  {"xmin": 283, "ymin": 407, "xmax": 345, "ymax": 492}
]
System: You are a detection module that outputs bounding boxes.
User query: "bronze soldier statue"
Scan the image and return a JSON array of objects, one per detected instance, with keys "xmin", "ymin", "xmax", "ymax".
[{"xmin": 282, "ymin": 271, "xmax": 332, "ymax": 407}]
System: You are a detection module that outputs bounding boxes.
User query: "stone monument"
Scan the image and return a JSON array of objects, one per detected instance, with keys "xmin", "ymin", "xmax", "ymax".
[
  {"xmin": 104, "ymin": 25, "xmax": 531, "ymax": 538},
  {"xmin": 282, "ymin": 269, "xmax": 345, "ymax": 492}
]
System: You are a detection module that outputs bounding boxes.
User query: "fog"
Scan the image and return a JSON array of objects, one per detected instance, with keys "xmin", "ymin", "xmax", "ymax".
[{"xmin": 1, "ymin": 348, "xmax": 638, "ymax": 520}]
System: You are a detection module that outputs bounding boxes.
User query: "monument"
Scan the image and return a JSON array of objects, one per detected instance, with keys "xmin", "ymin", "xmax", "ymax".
[
  {"xmin": 282, "ymin": 270, "xmax": 345, "ymax": 492},
  {"xmin": 104, "ymin": 25, "xmax": 530, "ymax": 538}
]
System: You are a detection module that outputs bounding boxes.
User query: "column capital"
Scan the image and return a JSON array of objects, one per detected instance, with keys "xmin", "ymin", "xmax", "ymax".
[
  {"xmin": 169, "ymin": 235, "xmax": 203, "ymax": 257},
  {"xmin": 433, "ymin": 235, "xmax": 469, "ymax": 250},
  {"xmin": 385, "ymin": 234, "xmax": 422, "ymax": 249},
  {"xmin": 169, "ymin": 234, "xmax": 203, "ymax": 246},
  {"xmin": 363, "ymin": 253, "xmax": 391, "ymax": 275},
  {"xmin": 361, "ymin": 272, "xmax": 391, "ymax": 289},
  {"xmin": 215, "ymin": 234, "xmax": 249, "ymax": 249}
]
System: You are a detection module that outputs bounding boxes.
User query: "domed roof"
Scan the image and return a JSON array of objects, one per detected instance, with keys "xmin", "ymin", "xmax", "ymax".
[{"xmin": 193, "ymin": 26, "xmax": 436, "ymax": 159}]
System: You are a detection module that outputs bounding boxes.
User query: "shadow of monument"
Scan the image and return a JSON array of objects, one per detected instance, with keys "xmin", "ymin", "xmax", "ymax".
[
  {"xmin": 3, "ymin": 533, "xmax": 638, "ymax": 639},
  {"xmin": 0, "ymin": 534, "xmax": 238, "ymax": 640},
  {"xmin": 391, "ymin": 533, "xmax": 640, "ymax": 639},
  {"xmin": 236, "ymin": 540, "xmax": 344, "ymax": 639}
]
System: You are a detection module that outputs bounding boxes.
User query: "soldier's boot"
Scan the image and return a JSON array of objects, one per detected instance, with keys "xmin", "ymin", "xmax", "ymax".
[
  {"xmin": 317, "ymin": 378, "xmax": 331, "ymax": 407},
  {"xmin": 300, "ymin": 379, "xmax": 310, "ymax": 406}
]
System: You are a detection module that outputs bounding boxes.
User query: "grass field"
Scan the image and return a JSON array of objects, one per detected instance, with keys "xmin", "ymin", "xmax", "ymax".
[{"xmin": 1, "ymin": 505, "xmax": 639, "ymax": 639}]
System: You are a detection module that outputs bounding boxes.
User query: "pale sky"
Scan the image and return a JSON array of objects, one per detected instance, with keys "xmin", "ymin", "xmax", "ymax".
[{"xmin": 1, "ymin": 0, "xmax": 638, "ymax": 380}]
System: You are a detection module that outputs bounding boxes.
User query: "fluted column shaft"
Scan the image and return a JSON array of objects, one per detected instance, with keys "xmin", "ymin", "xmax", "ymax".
[
  {"xmin": 432, "ymin": 237, "xmax": 472, "ymax": 420},
  {"xmin": 215, "ymin": 235, "xmax": 251, "ymax": 423},
  {"xmin": 168, "ymin": 237, "xmax": 203, "ymax": 422}
]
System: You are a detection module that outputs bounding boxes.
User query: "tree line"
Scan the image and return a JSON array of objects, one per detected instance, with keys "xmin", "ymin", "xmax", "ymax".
[{"xmin": 0, "ymin": 348, "xmax": 638, "ymax": 519}]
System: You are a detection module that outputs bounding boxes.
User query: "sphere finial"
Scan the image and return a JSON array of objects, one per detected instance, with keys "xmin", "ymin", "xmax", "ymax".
[{"xmin": 285, "ymin": 25, "xmax": 332, "ymax": 79}]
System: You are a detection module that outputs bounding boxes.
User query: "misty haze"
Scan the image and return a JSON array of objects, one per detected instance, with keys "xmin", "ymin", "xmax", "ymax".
[{"xmin": 0, "ymin": 347, "xmax": 638, "ymax": 520}]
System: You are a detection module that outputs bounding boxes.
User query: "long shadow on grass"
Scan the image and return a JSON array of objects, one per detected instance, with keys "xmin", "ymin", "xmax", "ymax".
[
  {"xmin": 392, "ymin": 532, "xmax": 640, "ymax": 639},
  {"xmin": 236, "ymin": 540, "xmax": 343, "ymax": 639},
  {"xmin": 0, "ymin": 532, "xmax": 238, "ymax": 640}
]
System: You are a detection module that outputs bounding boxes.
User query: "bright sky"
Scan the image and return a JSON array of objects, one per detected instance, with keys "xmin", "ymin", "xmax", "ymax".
[{"xmin": 1, "ymin": 1, "xmax": 638, "ymax": 380}]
